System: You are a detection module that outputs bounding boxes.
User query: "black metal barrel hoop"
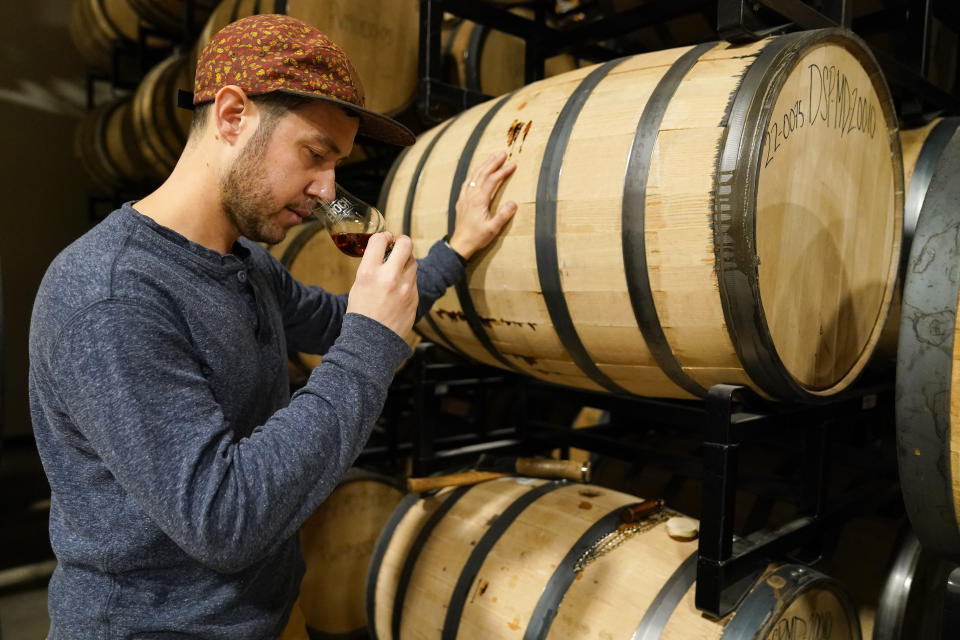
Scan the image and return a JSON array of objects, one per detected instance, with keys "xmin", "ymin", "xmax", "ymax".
[
  {"xmin": 896, "ymin": 126, "xmax": 960, "ymax": 561},
  {"xmin": 718, "ymin": 564, "xmax": 861, "ymax": 639},
  {"xmin": 714, "ymin": 28, "xmax": 902, "ymax": 402},
  {"xmin": 873, "ymin": 525, "xmax": 958, "ymax": 639}
]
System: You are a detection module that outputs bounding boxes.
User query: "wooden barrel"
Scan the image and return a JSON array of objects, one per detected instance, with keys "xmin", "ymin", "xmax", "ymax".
[
  {"xmin": 443, "ymin": 9, "xmax": 580, "ymax": 97},
  {"xmin": 68, "ymin": 0, "xmax": 143, "ymax": 70},
  {"xmin": 191, "ymin": 0, "xmax": 419, "ymax": 116},
  {"xmin": 382, "ymin": 29, "xmax": 902, "ymax": 402},
  {"xmin": 873, "ymin": 117, "xmax": 960, "ymax": 362},
  {"xmin": 366, "ymin": 478, "xmax": 861, "ymax": 639},
  {"xmin": 901, "ymin": 118, "xmax": 960, "ymax": 263},
  {"xmin": 75, "ymin": 97, "xmax": 149, "ymax": 192},
  {"xmin": 128, "ymin": 0, "xmax": 217, "ymax": 35},
  {"xmin": 280, "ymin": 470, "xmax": 405, "ymax": 639},
  {"xmin": 896, "ymin": 125, "xmax": 960, "ymax": 561},
  {"xmin": 131, "ymin": 51, "xmax": 194, "ymax": 182},
  {"xmin": 831, "ymin": 518, "xmax": 960, "ymax": 639},
  {"xmin": 870, "ymin": 527, "xmax": 958, "ymax": 639}
]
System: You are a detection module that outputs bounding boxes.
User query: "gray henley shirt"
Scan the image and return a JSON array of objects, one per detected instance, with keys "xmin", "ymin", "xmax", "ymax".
[{"xmin": 28, "ymin": 202, "xmax": 464, "ymax": 638}]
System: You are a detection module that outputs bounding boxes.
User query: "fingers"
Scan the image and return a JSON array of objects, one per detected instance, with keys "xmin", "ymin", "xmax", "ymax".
[
  {"xmin": 360, "ymin": 232, "xmax": 392, "ymax": 266},
  {"xmin": 493, "ymin": 200, "xmax": 519, "ymax": 227},
  {"xmin": 482, "ymin": 157, "xmax": 516, "ymax": 193},
  {"xmin": 464, "ymin": 152, "xmax": 515, "ymax": 200},
  {"xmin": 403, "ymin": 246, "xmax": 417, "ymax": 274},
  {"xmin": 383, "ymin": 235, "xmax": 413, "ymax": 274}
]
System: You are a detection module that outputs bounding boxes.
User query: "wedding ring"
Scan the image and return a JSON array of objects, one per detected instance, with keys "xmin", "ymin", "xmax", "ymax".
[{"xmin": 469, "ymin": 181, "xmax": 477, "ymax": 188}]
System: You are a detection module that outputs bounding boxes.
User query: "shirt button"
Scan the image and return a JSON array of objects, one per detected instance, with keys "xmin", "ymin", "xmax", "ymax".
[{"xmin": 237, "ymin": 270, "xmax": 247, "ymax": 283}]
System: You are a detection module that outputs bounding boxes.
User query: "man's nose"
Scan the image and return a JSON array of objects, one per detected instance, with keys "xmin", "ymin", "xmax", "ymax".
[{"xmin": 308, "ymin": 171, "xmax": 336, "ymax": 204}]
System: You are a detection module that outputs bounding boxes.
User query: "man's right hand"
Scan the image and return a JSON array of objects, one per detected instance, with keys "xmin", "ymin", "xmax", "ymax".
[{"xmin": 345, "ymin": 232, "xmax": 418, "ymax": 337}]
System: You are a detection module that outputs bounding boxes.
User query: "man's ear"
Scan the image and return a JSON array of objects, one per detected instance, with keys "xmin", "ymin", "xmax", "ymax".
[{"xmin": 212, "ymin": 85, "xmax": 254, "ymax": 145}]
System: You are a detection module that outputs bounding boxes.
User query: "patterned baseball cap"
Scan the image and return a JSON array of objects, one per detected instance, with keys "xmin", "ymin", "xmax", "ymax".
[{"xmin": 192, "ymin": 14, "xmax": 415, "ymax": 146}]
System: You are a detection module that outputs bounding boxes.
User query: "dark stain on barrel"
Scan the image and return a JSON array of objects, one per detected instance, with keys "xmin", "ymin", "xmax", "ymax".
[
  {"xmin": 507, "ymin": 120, "xmax": 523, "ymax": 146},
  {"xmin": 520, "ymin": 121, "xmax": 532, "ymax": 152},
  {"xmin": 579, "ymin": 489, "xmax": 603, "ymax": 498},
  {"xmin": 481, "ymin": 317, "xmax": 527, "ymax": 329},
  {"xmin": 507, "ymin": 119, "xmax": 534, "ymax": 157},
  {"xmin": 915, "ymin": 310, "xmax": 954, "ymax": 347},
  {"xmin": 470, "ymin": 579, "xmax": 490, "ymax": 604},
  {"xmin": 578, "ymin": 501, "xmax": 593, "ymax": 510},
  {"xmin": 518, "ymin": 355, "xmax": 537, "ymax": 366},
  {"xmin": 436, "ymin": 309, "xmax": 467, "ymax": 322}
]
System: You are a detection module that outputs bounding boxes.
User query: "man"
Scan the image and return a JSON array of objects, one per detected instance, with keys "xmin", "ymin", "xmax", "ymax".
[{"xmin": 29, "ymin": 14, "xmax": 516, "ymax": 638}]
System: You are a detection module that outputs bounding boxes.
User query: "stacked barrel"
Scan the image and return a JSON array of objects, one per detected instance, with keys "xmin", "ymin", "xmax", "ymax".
[
  {"xmin": 895, "ymin": 117, "xmax": 960, "ymax": 564},
  {"xmin": 384, "ymin": 29, "xmax": 904, "ymax": 403}
]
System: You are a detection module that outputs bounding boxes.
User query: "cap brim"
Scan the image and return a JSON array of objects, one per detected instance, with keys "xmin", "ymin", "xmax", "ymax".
[
  {"xmin": 275, "ymin": 88, "xmax": 416, "ymax": 147},
  {"xmin": 181, "ymin": 88, "xmax": 416, "ymax": 147}
]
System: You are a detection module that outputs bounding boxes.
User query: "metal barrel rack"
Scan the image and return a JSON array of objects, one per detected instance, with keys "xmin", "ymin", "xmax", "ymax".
[{"xmin": 363, "ymin": 341, "xmax": 900, "ymax": 619}]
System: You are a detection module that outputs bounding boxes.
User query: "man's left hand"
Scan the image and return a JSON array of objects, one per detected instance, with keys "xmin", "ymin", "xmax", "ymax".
[{"xmin": 448, "ymin": 152, "xmax": 518, "ymax": 260}]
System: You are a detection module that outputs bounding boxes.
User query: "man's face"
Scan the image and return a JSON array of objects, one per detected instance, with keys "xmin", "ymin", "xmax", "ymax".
[{"xmin": 219, "ymin": 100, "xmax": 359, "ymax": 245}]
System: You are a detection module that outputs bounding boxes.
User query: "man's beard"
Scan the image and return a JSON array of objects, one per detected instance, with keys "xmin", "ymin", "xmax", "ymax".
[{"xmin": 220, "ymin": 131, "xmax": 302, "ymax": 245}]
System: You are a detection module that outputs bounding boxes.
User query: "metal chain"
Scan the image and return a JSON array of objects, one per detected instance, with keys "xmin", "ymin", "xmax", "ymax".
[{"xmin": 573, "ymin": 510, "xmax": 676, "ymax": 573}]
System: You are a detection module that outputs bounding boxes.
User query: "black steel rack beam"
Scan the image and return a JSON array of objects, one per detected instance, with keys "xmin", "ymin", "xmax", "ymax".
[
  {"xmin": 693, "ymin": 383, "xmax": 896, "ymax": 617},
  {"xmin": 516, "ymin": 375, "xmax": 896, "ymax": 619},
  {"xmin": 418, "ymin": 0, "xmax": 719, "ymax": 122},
  {"xmin": 537, "ymin": 0, "xmax": 714, "ymax": 57}
]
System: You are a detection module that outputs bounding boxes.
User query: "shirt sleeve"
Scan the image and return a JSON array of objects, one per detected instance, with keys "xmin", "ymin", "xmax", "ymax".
[
  {"xmin": 49, "ymin": 299, "xmax": 410, "ymax": 574},
  {"xmin": 271, "ymin": 239, "xmax": 466, "ymax": 355}
]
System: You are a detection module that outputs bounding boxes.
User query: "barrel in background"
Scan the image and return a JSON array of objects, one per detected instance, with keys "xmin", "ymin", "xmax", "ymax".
[
  {"xmin": 280, "ymin": 470, "xmax": 405, "ymax": 640},
  {"xmin": 382, "ymin": 29, "xmax": 903, "ymax": 402},
  {"xmin": 830, "ymin": 521, "xmax": 957, "ymax": 639},
  {"xmin": 68, "ymin": 0, "xmax": 145, "ymax": 70},
  {"xmin": 130, "ymin": 52, "xmax": 194, "ymax": 182},
  {"xmin": 75, "ymin": 97, "xmax": 150, "ymax": 193},
  {"xmin": 443, "ymin": 8, "xmax": 580, "ymax": 98},
  {"xmin": 873, "ymin": 117, "xmax": 960, "ymax": 363},
  {"xmin": 128, "ymin": 0, "xmax": 217, "ymax": 36},
  {"xmin": 366, "ymin": 477, "xmax": 861, "ymax": 639},
  {"xmin": 896, "ymin": 125, "xmax": 960, "ymax": 562},
  {"xmin": 72, "ymin": 52, "xmax": 192, "ymax": 191}
]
